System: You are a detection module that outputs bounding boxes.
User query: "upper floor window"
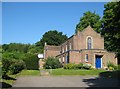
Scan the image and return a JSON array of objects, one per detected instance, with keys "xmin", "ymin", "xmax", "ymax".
[
  {"xmin": 66, "ymin": 44, "xmax": 67, "ymax": 51},
  {"xmin": 87, "ymin": 37, "xmax": 92, "ymax": 49},
  {"xmin": 62, "ymin": 47, "xmax": 64, "ymax": 53},
  {"xmin": 69, "ymin": 43, "xmax": 71, "ymax": 50}
]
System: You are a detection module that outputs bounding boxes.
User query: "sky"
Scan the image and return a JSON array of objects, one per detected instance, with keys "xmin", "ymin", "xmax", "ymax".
[{"xmin": 2, "ymin": 2, "xmax": 107, "ymax": 44}]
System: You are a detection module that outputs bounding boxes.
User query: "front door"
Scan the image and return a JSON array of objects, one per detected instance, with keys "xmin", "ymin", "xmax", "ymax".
[{"xmin": 95, "ymin": 55, "xmax": 102, "ymax": 68}]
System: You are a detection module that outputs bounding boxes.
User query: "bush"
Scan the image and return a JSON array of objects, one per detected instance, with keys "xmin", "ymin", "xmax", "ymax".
[
  {"xmin": 118, "ymin": 65, "xmax": 120, "ymax": 70},
  {"xmin": 23, "ymin": 53, "xmax": 39, "ymax": 70},
  {"xmin": 64, "ymin": 63, "xmax": 76, "ymax": 69},
  {"xmin": 44, "ymin": 57, "xmax": 62, "ymax": 69},
  {"xmin": 64, "ymin": 63, "xmax": 84, "ymax": 69},
  {"xmin": 2, "ymin": 58, "xmax": 26, "ymax": 77},
  {"xmin": 83, "ymin": 63, "xmax": 91, "ymax": 70},
  {"xmin": 2, "ymin": 58, "xmax": 11, "ymax": 76},
  {"xmin": 77, "ymin": 63, "xmax": 84, "ymax": 69},
  {"xmin": 9, "ymin": 60, "xmax": 26, "ymax": 74},
  {"xmin": 107, "ymin": 62, "xmax": 118, "ymax": 70}
]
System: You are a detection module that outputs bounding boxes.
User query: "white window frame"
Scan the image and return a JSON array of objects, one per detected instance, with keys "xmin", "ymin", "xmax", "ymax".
[{"xmin": 86, "ymin": 36, "xmax": 93, "ymax": 49}]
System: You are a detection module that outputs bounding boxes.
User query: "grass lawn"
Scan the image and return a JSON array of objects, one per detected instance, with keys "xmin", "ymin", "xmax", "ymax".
[
  {"xmin": 19, "ymin": 70, "xmax": 40, "ymax": 76},
  {"xmin": 50, "ymin": 68, "xmax": 105, "ymax": 76}
]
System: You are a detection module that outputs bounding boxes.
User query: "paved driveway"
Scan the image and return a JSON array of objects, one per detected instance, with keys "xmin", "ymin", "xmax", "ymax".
[{"xmin": 13, "ymin": 76, "xmax": 119, "ymax": 87}]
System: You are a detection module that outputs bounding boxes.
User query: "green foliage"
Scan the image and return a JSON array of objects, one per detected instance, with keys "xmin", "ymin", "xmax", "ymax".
[
  {"xmin": 9, "ymin": 60, "xmax": 26, "ymax": 74},
  {"xmin": 2, "ymin": 43, "xmax": 30, "ymax": 53},
  {"xmin": 63, "ymin": 63, "xmax": 83, "ymax": 69},
  {"xmin": 118, "ymin": 65, "xmax": 120, "ymax": 70},
  {"xmin": 64, "ymin": 63, "xmax": 92, "ymax": 70},
  {"xmin": 23, "ymin": 54, "xmax": 39, "ymax": 70},
  {"xmin": 2, "ymin": 58, "xmax": 11, "ymax": 76},
  {"xmin": 2, "ymin": 58, "xmax": 25, "ymax": 76},
  {"xmin": 76, "ymin": 11, "xmax": 102, "ymax": 33},
  {"xmin": 44, "ymin": 57, "xmax": 62, "ymax": 69},
  {"xmin": 101, "ymin": 2, "xmax": 120, "ymax": 61},
  {"xmin": 107, "ymin": 62, "xmax": 118, "ymax": 70},
  {"xmin": 64, "ymin": 63, "xmax": 77, "ymax": 69},
  {"xmin": 83, "ymin": 63, "xmax": 92, "ymax": 70},
  {"xmin": 35, "ymin": 30, "xmax": 68, "ymax": 52}
]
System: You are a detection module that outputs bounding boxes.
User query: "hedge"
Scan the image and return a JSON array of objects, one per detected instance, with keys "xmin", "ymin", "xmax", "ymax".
[{"xmin": 23, "ymin": 53, "xmax": 39, "ymax": 70}]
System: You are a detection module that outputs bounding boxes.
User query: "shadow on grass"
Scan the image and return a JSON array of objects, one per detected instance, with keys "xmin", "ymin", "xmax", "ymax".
[
  {"xmin": 2, "ymin": 75, "xmax": 16, "ymax": 80},
  {"xmin": 0, "ymin": 82, "xmax": 12, "ymax": 88},
  {"xmin": 82, "ymin": 70, "xmax": 120, "ymax": 88}
]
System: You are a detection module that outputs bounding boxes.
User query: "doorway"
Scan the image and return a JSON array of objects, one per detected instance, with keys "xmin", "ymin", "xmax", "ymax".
[{"xmin": 95, "ymin": 55, "xmax": 102, "ymax": 68}]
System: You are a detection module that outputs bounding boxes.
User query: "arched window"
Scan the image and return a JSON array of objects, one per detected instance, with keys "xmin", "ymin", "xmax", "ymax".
[{"xmin": 87, "ymin": 37, "xmax": 92, "ymax": 49}]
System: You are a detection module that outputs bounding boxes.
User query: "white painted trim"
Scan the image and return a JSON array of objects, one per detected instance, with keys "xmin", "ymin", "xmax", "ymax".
[
  {"xmin": 101, "ymin": 58, "xmax": 103, "ymax": 68},
  {"xmin": 66, "ymin": 44, "xmax": 67, "ymax": 51},
  {"xmin": 86, "ymin": 36, "xmax": 93, "ymax": 49},
  {"xmin": 69, "ymin": 43, "xmax": 71, "ymax": 50}
]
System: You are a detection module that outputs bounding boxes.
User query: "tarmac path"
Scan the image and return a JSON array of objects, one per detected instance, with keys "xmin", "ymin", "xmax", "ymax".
[{"xmin": 12, "ymin": 75, "xmax": 119, "ymax": 87}]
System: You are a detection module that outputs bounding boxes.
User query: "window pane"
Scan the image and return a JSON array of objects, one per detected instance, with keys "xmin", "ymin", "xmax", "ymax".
[{"xmin": 87, "ymin": 37, "xmax": 92, "ymax": 49}]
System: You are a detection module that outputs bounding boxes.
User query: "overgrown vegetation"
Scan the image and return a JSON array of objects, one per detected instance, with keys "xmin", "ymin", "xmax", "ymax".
[
  {"xmin": 107, "ymin": 62, "xmax": 118, "ymax": 70},
  {"xmin": 2, "ymin": 58, "xmax": 26, "ymax": 78},
  {"xmin": 44, "ymin": 57, "xmax": 62, "ymax": 69}
]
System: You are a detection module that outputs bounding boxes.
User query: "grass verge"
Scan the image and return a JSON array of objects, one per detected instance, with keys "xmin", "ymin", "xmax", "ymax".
[
  {"xmin": 19, "ymin": 70, "xmax": 40, "ymax": 76},
  {"xmin": 50, "ymin": 68, "xmax": 105, "ymax": 76}
]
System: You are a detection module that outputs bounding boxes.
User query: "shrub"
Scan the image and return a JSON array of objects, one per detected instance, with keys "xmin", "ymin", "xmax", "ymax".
[
  {"xmin": 118, "ymin": 65, "xmax": 120, "ymax": 70},
  {"xmin": 2, "ymin": 58, "xmax": 26, "ymax": 77},
  {"xmin": 64, "ymin": 63, "xmax": 83, "ymax": 69},
  {"xmin": 107, "ymin": 62, "xmax": 118, "ymax": 70},
  {"xmin": 83, "ymin": 63, "xmax": 91, "ymax": 70},
  {"xmin": 44, "ymin": 57, "xmax": 62, "ymax": 69},
  {"xmin": 64, "ymin": 63, "xmax": 76, "ymax": 69},
  {"xmin": 9, "ymin": 60, "xmax": 26, "ymax": 74},
  {"xmin": 2, "ymin": 58, "xmax": 11, "ymax": 76},
  {"xmin": 77, "ymin": 63, "xmax": 83, "ymax": 69},
  {"xmin": 23, "ymin": 53, "xmax": 39, "ymax": 70}
]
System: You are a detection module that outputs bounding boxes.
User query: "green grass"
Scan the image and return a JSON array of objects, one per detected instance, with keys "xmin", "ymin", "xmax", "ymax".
[
  {"xmin": 19, "ymin": 70, "xmax": 40, "ymax": 76},
  {"xmin": 50, "ymin": 68, "xmax": 105, "ymax": 76}
]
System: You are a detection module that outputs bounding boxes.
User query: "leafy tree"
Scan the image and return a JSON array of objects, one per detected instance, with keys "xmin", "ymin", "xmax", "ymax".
[
  {"xmin": 76, "ymin": 11, "xmax": 102, "ymax": 33},
  {"xmin": 101, "ymin": 2, "xmax": 120, "ymax": 63},
  {"xmin": 35, "ymin": 30, "xmax": 68, "ymax": 52},
  {"xmin": 2, "ymin": 43, "xmax": 30, "ymax": 53}
]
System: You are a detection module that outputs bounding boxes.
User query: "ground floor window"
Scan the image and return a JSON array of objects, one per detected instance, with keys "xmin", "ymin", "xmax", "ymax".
[
  {"xmin": 85, "ymin": 54, "xmax": 88, "ymax": 62},
  {"xmin": 63, "ymin": 56, "xmax": 65, "ymax": 63}
]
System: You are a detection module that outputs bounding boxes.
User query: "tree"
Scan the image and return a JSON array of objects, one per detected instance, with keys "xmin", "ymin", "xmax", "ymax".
[
  {"xmin": 76, "ymin": 11, "xmax": 102, "ymax": 33},
  {"xmin": 101, "ymin": 2, "xmax": 120, "ymax": 63},
  {"xmin": 35, "ymin": 30, "xmax": 68, "ymax": 52}
]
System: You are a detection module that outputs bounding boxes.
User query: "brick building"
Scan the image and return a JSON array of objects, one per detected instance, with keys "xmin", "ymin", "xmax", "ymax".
[{"xmin": 44, "ymin": 26, "xmax": 117, "ymax": 69}]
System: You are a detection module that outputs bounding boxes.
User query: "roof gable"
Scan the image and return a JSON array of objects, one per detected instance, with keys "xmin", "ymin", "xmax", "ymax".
[{"xmin": 79, "ymin": 25, "xmax": 100, "ymax": 36}]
